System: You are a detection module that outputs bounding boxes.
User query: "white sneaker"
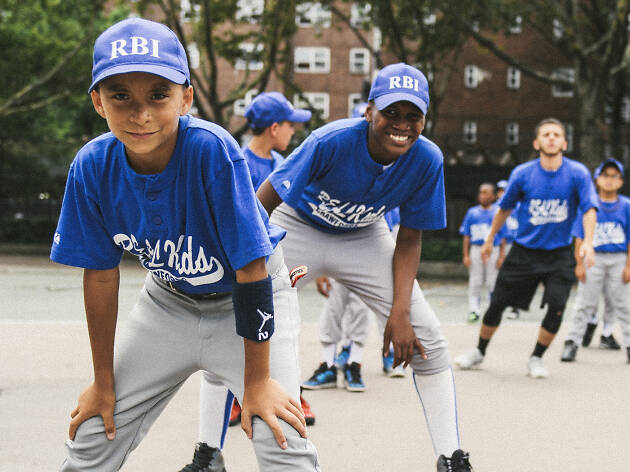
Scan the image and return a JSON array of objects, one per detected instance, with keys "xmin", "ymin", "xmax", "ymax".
[
  {"xmin": 389, "ymin": 364, "xmax": 406, "ymax": 378},
  {"xmin": 454, "ymin": 349, "xmax": 484, "ymax": 370},
  {"xmin": 527, "ymin": 356, "xmax": 549, "ymax": 378}
]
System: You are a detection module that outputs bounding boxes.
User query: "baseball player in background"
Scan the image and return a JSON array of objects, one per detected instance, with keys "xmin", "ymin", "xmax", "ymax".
[
  {"xmin": 561, "ymin": 158, "xmax": 630, "ymax": 363},
  {"xmin": 180, "ymin": 91, "xmax": 314, "ymax": 472},
  {"xmin": 256, "ymin": 63, "xmax": 474, "ymax": 471},
  {"xmin": 496, "ymin": 180, "xmax": 520, "ymax": 319},
  {"xmin": 455, "ymin": 118, "xmax": 598, "ymax": 378},
  {"xmin": 459, "ymin": 182, "xmax": 505, "ymax": 323},
  {"xmin": 50, "ymin": 18, "xmax": 320, "ymax": 472}
]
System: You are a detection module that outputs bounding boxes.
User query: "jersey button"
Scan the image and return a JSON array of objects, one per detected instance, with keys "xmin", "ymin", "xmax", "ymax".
[
  {"xmin": 152, "ymin": 215, "xmax": 162, "ymax": 225},
  {"xmin": 147, "ymin": 192, "xmax": 158, "ymax": 201}
]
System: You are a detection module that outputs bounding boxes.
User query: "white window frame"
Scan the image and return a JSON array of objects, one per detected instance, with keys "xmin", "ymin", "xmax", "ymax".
[
  {"xmin": 348, "ymin": 93, "xmax": 363, "ymax": 117},
  {"xmin": 507, "ymin": 66, "xmax": 521, "ymax": 89},
  {"xmin": 506, "ymin": 122, "xmax": 519, "ymax": 145},
  {"xmin": 553, "ymin": 18, "xmax": 564, "ymax": 39},
  {"xmin": 551, "ymin": 68, "xmax": 575, "ymax": 98},
  {"xmin": 235, "ymin": 43, "xmax": 264, "ymax": 71},
  {"xmin": 463, "ymin": 121, "xmax": 477, "ymax": 144},
  {"xmin": 236, "ymin": 0, "xmax": 264, "ymax": 22},
  {"xmin": 509, "ymin": 16, "xmax": 522, "ymax": 34},
  {"xmin": 349, "ymin": 48, "xmax": 370, "ymax": 74},
  {"xmin": 187, "ymin": 42, "xmax": 200, "ymax": 69},
  {"xmin": 294, "ymin": 47, "xmax": 330, "ymax": 73},
  {"xmin": 350, "ymin": 3, "xmax": 371, "ymax": 27},
  {"xmin": 294, "ymin": 92, "xmax": 330, "ymax": 119},
  {"xmin": 234, "ymin": 89, "xmax": 259, "ymax": 116},
  {"xmin": 565, "ymin": 122, "xmax": 574, "ymax": 152},
  {"xmin": 464, "ymin": 65, "xmax": 479, "ymax": 88},
  {"xmin": 621, "ymin": 96, "xmax": 630, "ymax": 124},
  {"xmin": 180, "ymin": 0, "xmax": 200, "ymax": 23},
  {"xmin": 296, "ymin": 2, "xmax": 331, "ymax": 28}
]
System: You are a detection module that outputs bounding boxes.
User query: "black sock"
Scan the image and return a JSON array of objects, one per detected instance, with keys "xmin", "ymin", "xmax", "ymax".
[
  {"xmin": 532, "ymin": 342, "xmax": 548, "ymax": 358},
  {"xmin": 477, "ymin": 337, "xmax": 490, "ymax": 356}
]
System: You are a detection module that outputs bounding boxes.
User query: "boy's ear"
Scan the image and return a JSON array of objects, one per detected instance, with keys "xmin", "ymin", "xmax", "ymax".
[
  {"xmin": 365, "ymin": 103, "xmax": 374, "ymax": 122},
  {"xmin": 269, "ymin": 122, "xmax": 280, "ymax": 136},
  {"xmin": 180, "ymin": 85, "xmax": 194, "ymax": 115},
  {"xmin": 90, "ymin": 90, "xmax": 107, "ymax": 119}
]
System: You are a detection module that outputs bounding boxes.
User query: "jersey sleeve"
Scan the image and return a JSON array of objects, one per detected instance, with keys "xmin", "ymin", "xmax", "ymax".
[
  {"xmin": 206, "ymin": 142, "xmax": 273, "ymax": 271},
  {"xmin": 498, "ymin": 171, "xmax": 522, "ymax": 210},
  {"xmin": 459, "ymin": 209, "xmax": 472, "ymax": 236},
  {"xmin": 50, "ymin": 160, "xmax": 123, "ymax": 270},
  {"xmin": 399, "ymin": 151, "xmax": 446, "ymax": 230},
  {"xmin": 571, "ymin": 209, "xmax": 585, "ymax": 239},
  {"xmin": 575, "ymin": 167, "xmax": 599, "ymax": 214}
]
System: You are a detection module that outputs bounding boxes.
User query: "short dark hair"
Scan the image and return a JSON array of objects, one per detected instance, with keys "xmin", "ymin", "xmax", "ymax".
[
  {"xmin": 250, "ymin": 126, "xmax": 266, "ymax": 135},
  {"xmin": 534, "ymin": 117, "xmax": 565, "ymax": 138},
  {"xmin": 479, "ymin": 182, "xmax": 496, "ymax": 193}
]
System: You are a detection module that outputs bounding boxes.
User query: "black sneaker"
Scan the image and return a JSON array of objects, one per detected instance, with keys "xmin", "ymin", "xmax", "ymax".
[
  {"xmin": 343, "ymin": 362, "xmax": 366, "ymax": 392},
  {"xmin": 582, "ymin": 322, "xmax": 597, "ymax": 347},
  {"xmin": 626, "ymin": 347, "xmax": 630, "ymax": 364},
  {"xmin": 436, "ymin": 449, "xmax": 474, "ymax": 471},
  {"xmin": 561, "ymin": 340, "xmax": 578, "ymax": 362},
  {"xmin": 179, "ymin": 442, "xmax": 226, "ymax": 472},
  {"xmin": 600, "ymin": 334, "xmax": 621, "ymax": 350}
]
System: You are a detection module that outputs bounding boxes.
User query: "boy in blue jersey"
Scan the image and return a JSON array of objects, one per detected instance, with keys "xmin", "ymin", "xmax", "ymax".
[
  {"xmin": 256, "ymin": 63, "xmax": 474, "ymax": 471},
  {"xmin": 496, "ymin": 180, "xmax": 521, "ymax": 320},
  {"xmin": 455, "ymin": 118, "xmax": 598, "ymax": 378},
  {"xmin": 561, "ymin": 158, "xmax": 630, "ymax": 363},
  {"xmin": 50, "ymin": 18, "xmax": 320, "ymax": 472},
  {"xmin": 183, "ymin": 91, "xmax": 314, "ymax": 470},
  {"xmin": 460, "ymin": 182, "xmax": 505, "ymax": 323}
]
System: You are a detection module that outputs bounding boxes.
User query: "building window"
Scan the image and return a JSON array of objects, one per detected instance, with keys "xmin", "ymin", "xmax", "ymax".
[
  {"xmin": 350, "ymin": 2, "xmax": 371, "ymax": 27},
  {"xmin": 509, "ymin": 16, "xmax": 523, "ymax": 34},
  {"xmin": 506, "ymin": 122, "xmax": 519, "ymax": 145},
  {"xmin": 553, "ymin": 18, "xmax": 564, "ymax": 39},
  {"xmin": 296, "ymin": 2, "xmax": 331, "ymax": 28},
  {"xmin": 180, "ymin": 0, "xmax": 200, "ymax": 23},
  {"xmin": 552, "ymin": 68, "xmax": 575, "ymax": 98},
  {"xmin": 187, "ymin": 42, "xmax": 200, "ymax": 69},
  {"xmin": 348, "ymin": 93, "xmax": 363, "ymax": 117},
  {"xmin": 295, "ymin": 47, "xmax": 330, "ymax": 73},
  {"xmin": 464, "ymin": 65, "xmax": 479, "ymax": 88},
  {"xmin": 622, "ymin": 96, "xmax": 630, "ymax": 123},
  {"xmin": 506, "ymin": 66, "xmax": 521, "ymax": 89},
  {"xmin": 349, "ymin": 48, "xmax": 370, "ymax": 74},
  {"xmin": 236, "ymin": 0, "xmax": 264, "ymax": 22},
  {"xmin": 235, "ymin": 43, "xmax": 263, "ymax": 71},
  {"xmin": 463, "ymin": 121, "xmax": 477, "ymax": 144},
  {"xmin": 294, "ymin": 92, "xmax": 330, "ymax": 119},
  {"xmin": 565, "ymin": 123, "xmax": 574, "ymax": 152},
  {"xmin": 234, "ymin": 89, "xmax": 258, "ymax": 116}
]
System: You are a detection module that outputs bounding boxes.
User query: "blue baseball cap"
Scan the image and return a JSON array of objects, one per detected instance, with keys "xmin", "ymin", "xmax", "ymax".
[
  {"xmin": 244, "ymin": 92, "xmax": 312, "ymax": 129},
  {"xmin": 368, "ymin": 63, "xmax": 430, "ymax": 114},
  {"xmin": 351, "ymin": 101, "xmax": 368, "ymax": 118},
  {"xmin": 89, "ymin": 18, "xmax": 190, "ymax": 93},
  {"xmin": 594, "ymin": 158, "xmax": 625, "ymax": 178},
  {"xmin": 497, "ymin": 180, "xmax": 509, "ymax": 189}
]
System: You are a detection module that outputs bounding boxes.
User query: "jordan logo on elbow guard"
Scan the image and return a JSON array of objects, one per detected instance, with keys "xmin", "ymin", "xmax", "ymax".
[{"xmin": 257, "ymin": 309, "xmax": 273, "ymax": 340}]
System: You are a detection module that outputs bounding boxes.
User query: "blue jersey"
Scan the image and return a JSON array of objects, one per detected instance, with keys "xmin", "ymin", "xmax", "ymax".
[
  {"xmin": 459, "ymin": 204, "xmax": 503, "ymax": 246},
  {"xmin": 572, "ymin": 195, "xmax": 630, "ymax": 253},
  {"xmin": 243, "ymin": 147, "xmax": 285, "ymax": 190},
  {"xmin": 384, "ymin": 207, "xmax": 401, "ymax": 231},
  {"xmin": 268, "ymin": 118, "xmax": 446, "ymax": 233},
  {"xmin": 50, "ymin": 115, "xmax": 284, "ymax": 294},
  {"xmin": 499, "ymin": 157, "xmax": 598, "ymax": 250}
]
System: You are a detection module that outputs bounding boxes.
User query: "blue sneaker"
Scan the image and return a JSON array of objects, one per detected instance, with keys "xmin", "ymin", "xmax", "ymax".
[
  {"xmin": 302, "ymin": 362, "xmax": 337, "ymax": 389},
  {"xmin": 382, "ymin": 349, "xmax": 394, "ymax": 375},
  {"xmin": 343, "ymin": 362, "xmax": 365, "ymax": 392},
  {"xmin": 334, "ymin": 344, "xmax": 351, "ymax": 367}
]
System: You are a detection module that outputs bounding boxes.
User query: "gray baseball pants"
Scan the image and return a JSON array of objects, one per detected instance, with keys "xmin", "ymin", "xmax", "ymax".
[
  {"xmin": 467, "ymin": 244, "xmax": 499, "ymax": 314},
  {"xmin": 320, "ymin": 279, "xmax": 371, "ymax": 347},
  {"xmin": 566, "ymin": 252, "xmax": 630, "ymax": 348},
  {"xmin": 60, "ymin": 245, "xmax": 320, "ymax": 472}
]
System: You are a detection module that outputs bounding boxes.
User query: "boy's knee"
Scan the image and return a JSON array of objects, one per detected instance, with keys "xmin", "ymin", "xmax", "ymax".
[
  {"xmin": 251, "ymin": 418, "xmax": 320, "ymax": 471},
  {"xmin": 410, "ymin": 344, "xmax": 450, "ymax": 375}
]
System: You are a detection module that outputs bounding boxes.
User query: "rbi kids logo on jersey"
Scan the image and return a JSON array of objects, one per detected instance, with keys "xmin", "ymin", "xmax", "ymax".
[
  {"xmin": 110, "ymin": 37, "xmax": 160, "ymax": 60},
  {"xmin": 257, "ymin": 309, "xmax": 273, "ymax": 341},
  {"xmin": 113, "ymin": 233, "xmax": 224, "ymax": 285},
  {"xmin": 470, "ymin": 223, "xmax": 491, "ymax": 242},
  {"xmin": 593, "ymin": 222, "xmax": 626, "ymax": 247},
  {"xmin": 307, "ymin": 190, "xmax": 386, "ymax": 229},
  {"xmin": 528, "ymin": 199, "xmax": 568, "ymax": 225}
]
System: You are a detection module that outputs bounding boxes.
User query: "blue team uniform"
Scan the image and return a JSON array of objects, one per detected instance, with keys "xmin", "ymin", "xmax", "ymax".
[
  {"xmin": 243, "ymin": 147, "xmax": 285, "ymax": 190},
  {"xmin": 459, "ymin": 204, "xmax": 504, "ymax": 246},
  {"xmin": 572, "ymin": 195, "xmax": 630, "ymax": 253}
]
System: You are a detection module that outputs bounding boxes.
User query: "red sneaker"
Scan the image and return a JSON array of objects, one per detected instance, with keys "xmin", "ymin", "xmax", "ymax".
[
  {"xmin": 300, "ymin": 395, "xmax": 316, "ymax": 426},
  {"xmin": 229, "ymin": 398, "xmax": 242, "ymax": 426}
]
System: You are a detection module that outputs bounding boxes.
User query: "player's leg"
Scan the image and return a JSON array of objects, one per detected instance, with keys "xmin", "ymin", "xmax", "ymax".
[
  {"xmin": 599, "ymin": 266, "xmax": 621, "ymax": 349},
  {"xmin": 467, "ymin": 245, "xmax": 483, "ymax": 322},
  {"xmin": 601, "ymin": 254, "xmax": 628, "ymax": 353},
  {"xmin": 60, "ymin": 274, "xmax": 206, "ymax": 471},
  {"xmin": 205, "ymin": 245, "xmax": 320, "ymax": 471},
  {"xmin": 561, "ymin": 257, "xmax": 604, "ymax": 362},
  {"xmin": 339, "ymin": 289, "xmax": 371, "ymax": 390}
]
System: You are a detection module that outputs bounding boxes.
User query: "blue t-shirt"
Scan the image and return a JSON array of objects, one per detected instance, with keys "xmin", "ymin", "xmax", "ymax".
[
  {"xmin": 572, "ymin": 195, "xmax": 630, "ymax": 253},
  {"xmin": 268, "ymin": 118, "xmax": 446, "ymax": 233},
  {"xmin": 499, "ymin": 157, "xmax": 598, "ymax": 250},
  {"xmin": 243, "ymin": 147, "xmax": 285, "ymax": 190},
  {"xmin": 50, "ymin": 115, "xmax": 285, "ymax": 294},
  {"xmin": 459, "ymin": 204, "xmax": 504, "ymax": 246},
  {"xmin": 384, "ymin": 207, "xmax": 401, "ymax": 231}
]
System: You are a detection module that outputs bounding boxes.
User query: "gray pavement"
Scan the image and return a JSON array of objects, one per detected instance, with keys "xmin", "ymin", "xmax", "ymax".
[{"xmin": 1, "ymin": 255, "xmax": 629, "ymax": 471}]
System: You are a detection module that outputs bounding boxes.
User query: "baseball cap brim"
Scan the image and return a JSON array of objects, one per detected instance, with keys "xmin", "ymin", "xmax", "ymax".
[
  {"xmin": 374, "ymin": 93, "xmax": 427, "ymax": 115},
  {"xmin": 287, "ymin": 108, "xmax": 312, "ymax": 123},
  {"xmin": 88, "ymin": 63, "xmax": 188, "ymax": 92}
]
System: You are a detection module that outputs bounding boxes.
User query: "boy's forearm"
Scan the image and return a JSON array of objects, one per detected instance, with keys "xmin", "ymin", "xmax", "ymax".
[
  {"xmin": 581, "ymin": 208, "xmax": 597, "ymax": 246},
  {"xmin": 574, "ymin": 238, "xmax": 584, "ymax": 264},
  {"xmin": 462, "ymin": 236, "xmax": 470, "ymax": 257},
  {"xmin": 256, "ymin": 179, "xmax": 283, "ymax": 216},
  {"xmin": 487, "ymin": 209, "xmax": 511, "ymax": 242},
  {"xmin": 83, "ymin": 268, "xmax": 120, "ymax": 388},
  {"xmin": 243, "ymin": 339, "xmax": 271, "ymax": 388}
]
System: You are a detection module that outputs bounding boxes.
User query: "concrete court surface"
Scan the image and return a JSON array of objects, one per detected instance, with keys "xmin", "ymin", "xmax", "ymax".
[{"xmin": 1, "ymin": 255, "xmax": 629, "ymax": 471}]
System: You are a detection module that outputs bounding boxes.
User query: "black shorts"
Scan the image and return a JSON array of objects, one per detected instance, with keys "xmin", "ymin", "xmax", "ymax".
[{"xmin": 492, "ymin": 243, "xmax": 576, "ymax": 310}]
